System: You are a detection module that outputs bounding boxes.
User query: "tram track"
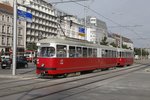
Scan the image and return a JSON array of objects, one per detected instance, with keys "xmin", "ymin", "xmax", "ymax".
[
  {"xmin": 28, "ymin": 63, "xmax": 149, "ymax": 100},
  {"xmin": 0, "ymin": 64, "xmax": 137, "ymax": 87},
  {"xmin": 0, "ymin": 63, "xmax": 141, "ymax": 86},
  {"xmin": 0, "ymin": 63, "xmax": 149, "ymax": 99}
]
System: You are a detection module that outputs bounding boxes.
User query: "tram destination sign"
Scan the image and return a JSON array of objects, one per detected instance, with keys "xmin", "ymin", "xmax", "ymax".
[{"xmin": 17, "ymin": 9, "xmax": 32, "ymax": 22}]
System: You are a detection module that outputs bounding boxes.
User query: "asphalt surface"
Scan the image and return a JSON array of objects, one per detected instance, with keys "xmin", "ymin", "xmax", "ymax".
[{"xmin": 0, "ymin": 60, "xmax": 150, "ymax": 100}]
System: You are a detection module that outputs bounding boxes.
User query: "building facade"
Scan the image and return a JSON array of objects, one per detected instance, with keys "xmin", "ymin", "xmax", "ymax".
[
  {"xmin": 0, "ymin": 3, "xmax": 26, "ymax": 53},
  {"xmin": 111, "ymin": 33, "xmax": 133, "ymax": 49},
  {"xmin": 4, "ymin": 0, "xmax": 58, "ymax": 49},
  {"xmin": 56, "ymin": 9, "xmax": 85, "ymax": 40},
  {"xmin": 86, "ymin": 16, "xmax": 108, "ymax": 44},
  {"xmin": 22, "ymin": 0, "xmax": 58, "ymax": 48}
]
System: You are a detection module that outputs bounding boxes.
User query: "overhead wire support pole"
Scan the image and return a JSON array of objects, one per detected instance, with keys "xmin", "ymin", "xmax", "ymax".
[
  {"xmin": 141, "ymin": 48, "xmax": 142, "ymax": 60},
  {"xmin": 12, "ymin": 0, "xmax": 17, "ymax": 76},
  {"xmin": 84, "ymin": 1, "xmax": 87, "ymax": 40}
]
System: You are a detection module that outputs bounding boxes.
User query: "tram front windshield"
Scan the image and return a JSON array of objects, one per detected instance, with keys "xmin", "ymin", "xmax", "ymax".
[{"xmin": 39, "ymin": 47, "xmax": 55, "ymax": 57}]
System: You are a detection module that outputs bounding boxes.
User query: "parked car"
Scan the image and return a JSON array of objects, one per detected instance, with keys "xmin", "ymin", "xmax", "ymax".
[
  {"xmin": 0, "ymin": 55, "xmax": 28, "ymax": 69},
  {"xmin": 1, "ymin": 57, "xmax": 11, "ymax": 69},
  {"xmin": 16, "ymin": 56, "xmax": 28, "ymax": 69}
]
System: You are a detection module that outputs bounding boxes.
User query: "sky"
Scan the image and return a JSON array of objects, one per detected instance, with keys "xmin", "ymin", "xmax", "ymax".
[{"xmin": 48, "ymin": 0, "xmax": 150, "ymax": 48}]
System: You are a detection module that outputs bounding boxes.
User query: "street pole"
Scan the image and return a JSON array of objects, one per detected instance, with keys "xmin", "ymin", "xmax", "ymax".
[
  {"xmin": 84, "ymin": 1, "xmax": 87, "ymax": 40},
  {"xmin": 141, "ymin": 48, "xmax": 142, "ymax": 60},
  {"xmin": 120, "ymin": 35, "xmax": 122, "ymax": 48},
  {"xmin": 12, "ymin": 0, "xmax": 17, "ymax": 75}
]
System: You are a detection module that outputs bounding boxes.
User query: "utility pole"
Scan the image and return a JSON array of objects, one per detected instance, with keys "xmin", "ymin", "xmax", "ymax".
[
  {"xmin": 12, "ymin": 0, "xmax": 31, "ymax": 75},
  {"xmin": 84, "ymin": 1, "xmax": 87, "ymax": 40},
  {"xmin": 120, "ymin": 35, "xmax": 122, "ymax": 48},
  {"xmin": 12, "ymin": 0, "xmax": 17, "ymax": 75},
  {"xmin": 141, "ymin": 48, "xmax": 142, "ymax": 60}
]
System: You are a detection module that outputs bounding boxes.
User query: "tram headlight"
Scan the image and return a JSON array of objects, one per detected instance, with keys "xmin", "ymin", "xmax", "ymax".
[{"xmin": 41, "ymin": 64, "xmax": 45, "ymax": 67}]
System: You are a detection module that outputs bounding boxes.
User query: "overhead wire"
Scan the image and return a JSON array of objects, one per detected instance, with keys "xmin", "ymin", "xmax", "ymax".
[{"xmin": 74, "ymin": 2, "xmax": 144, "ymax": 40}]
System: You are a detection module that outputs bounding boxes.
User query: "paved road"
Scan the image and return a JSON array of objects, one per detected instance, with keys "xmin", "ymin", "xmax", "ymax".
[{"xmin": 0, "ymin": 60, "xmax": 150, "ymax": 100}]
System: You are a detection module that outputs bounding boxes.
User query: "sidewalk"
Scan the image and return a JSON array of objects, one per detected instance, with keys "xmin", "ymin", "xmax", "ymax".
[{"xmin": 0, "ymin": 63, "xmax": 37, "ymax": 79}]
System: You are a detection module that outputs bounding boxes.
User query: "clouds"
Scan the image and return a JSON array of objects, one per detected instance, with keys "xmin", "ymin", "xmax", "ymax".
[{"xmin": 48, "ymin": 0, "xmax": 150, "ymax": 48}]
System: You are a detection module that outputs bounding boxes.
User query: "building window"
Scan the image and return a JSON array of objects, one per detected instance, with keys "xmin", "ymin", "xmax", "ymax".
[
  {"xmin": 18, "ymin": 28, "xmax": 22, "ymax": 36},
  {"xmin": 2, "ymin": 25, "xmax": 5, "ymax": 33},
  {"xmin": 2, "ymin": 36, "xmax": 5, "ymax": 45},
  {"xmin": 18, "ymin": 38, "xmax": 22, "ymax": 46},
  {"xmin": 2, "ymin": 15, "xmax": 5, "ymax": 21},
  {"xmin": 7, "ymin": 16, "xmax": 9, "ymax": 22},
  {"xmin": 19, "ymin": 21, "xmax": 21, "ymax": 24},
  {"xmin": 7, "ymin": 26, "xmax": 10, "ymax": 34},
  {"xmin": 7, "ymin": 37, "xmax": 9, "ymax": 45}
]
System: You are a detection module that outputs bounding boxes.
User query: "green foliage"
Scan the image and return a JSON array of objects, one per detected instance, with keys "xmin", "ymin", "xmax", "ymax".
[
  {"xmin": 100, "ymin": 36, "xmax": 108, "ymax": 46},
  {"xmin": 110, "ymin": 42, "xmax": 117, "ymax": 47},
  {"xmin": 122, "ymin": 44, "xmax": 129, "ymax": 49},
  {"xmin": 134, "ymin": 48, "xmax": 149, "ymax": 56},
  {"xmin": 26, "ymin": 43, "xmax": 37, "ymax": 51}
]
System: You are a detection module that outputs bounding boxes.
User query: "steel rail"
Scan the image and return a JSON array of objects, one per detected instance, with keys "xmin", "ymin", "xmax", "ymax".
[{"xmin": 0, "ymin": 63, "xmax": 148, "ymax": 98}]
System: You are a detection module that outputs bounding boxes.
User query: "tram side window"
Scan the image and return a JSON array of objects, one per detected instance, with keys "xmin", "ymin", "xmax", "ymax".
[
  {"xmin": 76, "ymin": 47, "xmax": 82, "ymax": 57},
  {"xmin": 114, "ymin": 51, "xmax": 117, "ymax": 58},
  {"xmin": 88, "ymin": 48, "xmax": 93, "ymax": 57},
  {"xmin": 93, "ymin": 48, "xmax": 97, "ymax": 57},
  {"xmin": 57, "ymin": 45, "xmax": 67, "ymax": 57},
  {"xmin": 83, "ymin": 47, "xmax": 87, "ymax": 57},
  {"xmin": 109, "ymin": 50, "xmax": 112, "ymax": 58},
  {"xmin": 110, "ymin": 50, "xmax": 112, "ymax": 58},
  {"xmin": 116, "ymin": 51, "xmax": 118, "ymax": 58},
  {"xmin": 69, "ymin": 46, "xmax": 76, "ymax": 57},
  {"xmin": 112, "ymin": 51, "xmax": 114, "ymax": 58},
  {"xmin": 40, "ymin": 47, "xmax": 55, "ymax": 57},
  {"xmin": 102, "ymin": 49, "xmax": 106, "ymax": 58},
  {"xmin": 120, "ymin": 52, "xmax": 122, "ymax": 58},
  {"xmin": 123, "ymin": 52, "xmax": 125, "ymax": 58},
  {"xmin": 105, "ymin": 50, "xmax": 108, "ymax": 58}
]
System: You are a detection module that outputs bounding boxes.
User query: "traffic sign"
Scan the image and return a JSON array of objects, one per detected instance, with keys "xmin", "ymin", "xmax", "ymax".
[{"xmin": 17, "ymin": 9, "xmax": 32, "ymax": 22}]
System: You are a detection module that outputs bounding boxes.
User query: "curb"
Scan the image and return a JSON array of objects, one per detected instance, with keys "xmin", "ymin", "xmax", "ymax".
[{"xmin": 0, "ymin": 74, "xmax": 37, "ymax": 79}]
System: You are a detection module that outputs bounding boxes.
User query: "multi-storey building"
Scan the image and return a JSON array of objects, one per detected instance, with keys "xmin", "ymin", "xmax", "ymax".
[
  {"xmin": 0, "ymin": 3, "xmax": 26, "ymax": 53},
  {"xmin": 86, "ymin": 16, "xmax": 108, "ymax": 44},
  {"xmin": 4, "ymin": 0, "xmax": 58, "ymax": 48},
  {"xmin": 86, "ymin": 27, "xmax": 96, "ymax": 43},
  {"xmin": 111, "ymin": 33, "xmax": 133, "ymax": 49},
  {"xmin": 21, "ymin": 0, "xmax": 58, "ymax": 47},
  {"xmin": 56, "ymin": 9, "xmax": 85, "ymax": 40}
]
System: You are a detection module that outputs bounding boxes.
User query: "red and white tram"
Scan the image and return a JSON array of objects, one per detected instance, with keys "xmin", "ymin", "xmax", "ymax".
[
  {"xmin": 117, "ymin": 48, "xmax": 134, "ymax": 67},
  {"xmin": 36, "ymin": 37, "xmax": 134, "ymax": 76}
]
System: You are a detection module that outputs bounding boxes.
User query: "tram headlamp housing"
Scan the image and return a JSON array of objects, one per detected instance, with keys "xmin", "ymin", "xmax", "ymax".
[{"xmin": 41, "ymin": 64, "xmax": 45, "ymax": 67}]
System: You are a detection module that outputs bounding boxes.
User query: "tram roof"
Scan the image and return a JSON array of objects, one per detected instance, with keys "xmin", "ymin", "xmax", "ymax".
[
  {"xmin": 117, "ymin": 48, "xmax": 133, "ymax": 52},
  {"xmin": 38, "ymin": 36, "xmax": 117, "ymax": 50}
]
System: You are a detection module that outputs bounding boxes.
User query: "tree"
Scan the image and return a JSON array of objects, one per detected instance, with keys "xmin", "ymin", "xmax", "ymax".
[
  {"xmin": 100, "ymin": 36, "xmax": 108, "ymax": 46},
  {"xmin": 134, "ymin": 48, "xmax": 149, "ymax": 56},
  {"xmin": 122, "ymin": 44, "xmax": 129, "ymax": 49},
  {"xmin": 110, "ymin": 42, "xmax": 117, "ymax": 47},
  {"xmin": 26, "ymin": 43, "xmax": 37, "ymax": 50}
]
